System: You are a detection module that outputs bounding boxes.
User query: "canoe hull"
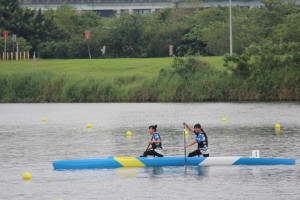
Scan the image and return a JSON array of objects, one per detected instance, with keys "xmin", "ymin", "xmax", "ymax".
[{"xmin": 53, "ymin": 156, "xmax": 296, "ymax": 169}]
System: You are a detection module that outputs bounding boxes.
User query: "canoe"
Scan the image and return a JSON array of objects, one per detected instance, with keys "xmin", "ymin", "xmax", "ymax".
[{"xmin": 53, "ymin": 156, "xmax": 296, "ymax": 169}]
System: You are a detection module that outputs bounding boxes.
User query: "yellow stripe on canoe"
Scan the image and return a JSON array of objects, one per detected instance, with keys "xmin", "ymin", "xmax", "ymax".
[{"xmin": 114, "ymin": 157, "xmax": 146, "ymax": 167}]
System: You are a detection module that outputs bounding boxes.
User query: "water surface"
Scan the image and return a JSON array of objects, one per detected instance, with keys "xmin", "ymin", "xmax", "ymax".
[{"xmin": 0, "ymin": 103, "xmax": 299, "ymax": 199}]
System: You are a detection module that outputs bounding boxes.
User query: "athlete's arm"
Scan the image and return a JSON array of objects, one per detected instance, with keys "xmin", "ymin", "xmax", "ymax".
[
  {"xmin": 183, "ymin": 122, "xmax": 194, "ymax": 132},
  {"xmin": 149, "ymin": 139, "xmax": 161, "ymax": 144},
  {"xmin": 184, "ymin": 140, "xmax": 197, "ymax": 148}
]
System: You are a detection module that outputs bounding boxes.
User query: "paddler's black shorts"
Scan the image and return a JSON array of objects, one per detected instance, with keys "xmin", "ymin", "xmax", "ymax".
[{"xmin": 188, "ymin": 149, "xmax": 209, "ymax": 157}]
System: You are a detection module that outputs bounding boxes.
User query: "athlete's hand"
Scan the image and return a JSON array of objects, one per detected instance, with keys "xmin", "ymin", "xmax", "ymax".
[
  {"xmin": 149, "ymin": 141, "xmax": 153, "ymax": 144},
  {"xmin": 183, "ymin": 122, "xmax": 187, "ymax": 126},
  {"xmin": 184, "ymin": 145, "xmax": 188, "ymax": 149}
]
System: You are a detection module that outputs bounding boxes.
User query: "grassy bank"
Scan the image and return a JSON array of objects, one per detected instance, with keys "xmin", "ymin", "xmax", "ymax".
[
  {"xmin": 0, "ymin": 57, "xmax": 225, "ymax": 76},
  {"xmin": 0, "ymin": 56, "xmax": 298, "ymax": 102}
]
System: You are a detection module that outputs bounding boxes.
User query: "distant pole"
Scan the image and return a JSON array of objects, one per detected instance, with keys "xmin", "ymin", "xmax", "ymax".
[
  {"xmin": 33, "ymin": 51, "xmax": 36, "ymax": 72},
  {"xmin": 12, "ymin": 34, "xmax": 17, "ymax": 56},
  {"xmin": 101, "ymin": 45, "xmax": 106, "ymax": 59},
  {"xmin": 16, "ymin": 42, "xmax": 19, "ymax": 61},
  {"xmin": 229, "ymin": 0, "xmax": 233, "ymax": 55}
]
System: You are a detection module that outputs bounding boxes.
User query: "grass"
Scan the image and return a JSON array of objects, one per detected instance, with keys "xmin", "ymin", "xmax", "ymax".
[
  {"xmin": 201, "ymin": 56, "xmax": 226, "ymax": 71},
  {"xmin": 0, "ymin": 57, "xmax": 225, "ymax": 78},
  {"xmin": 0, "ymin": 56, "xmax": 298, "ymax": 102}
]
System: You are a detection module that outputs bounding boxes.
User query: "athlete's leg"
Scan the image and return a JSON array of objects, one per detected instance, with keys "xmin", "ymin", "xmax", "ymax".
[
  {"xmin": 188, "ymin": 149, "xmax": 201, "ymax": 157},
  {"xmin": 142, "ymin": 150, "xmax": 155, "ymax": 157},
  {"xmin": 154, "ymin": 151, "xmax": 163, "ymax": 157}
]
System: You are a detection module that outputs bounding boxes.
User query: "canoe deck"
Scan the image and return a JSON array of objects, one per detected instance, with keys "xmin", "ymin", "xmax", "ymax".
[{"xmin": 53, "ymin": 156, "xmax": 296, "ymax": 169}]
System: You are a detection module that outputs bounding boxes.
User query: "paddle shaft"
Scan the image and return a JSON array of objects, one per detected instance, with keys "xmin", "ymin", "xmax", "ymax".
[
  {"xmin": 184, "ymin": 126, "xmax": 187, "ymax": 165},
  {"xmin": 145, "ymin": 136, "xmax": 154, "ymax": 152}
]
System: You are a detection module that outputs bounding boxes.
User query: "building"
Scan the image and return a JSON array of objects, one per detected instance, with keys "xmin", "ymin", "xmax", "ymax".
[{"xmin": 20, "ymin": 0, "xmax": 300, "ymax": 17}]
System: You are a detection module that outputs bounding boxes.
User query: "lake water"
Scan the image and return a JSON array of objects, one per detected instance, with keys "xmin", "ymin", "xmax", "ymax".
[{"xmin": 0, "ymin": 103, "xmax": 299, "ymax": 199}]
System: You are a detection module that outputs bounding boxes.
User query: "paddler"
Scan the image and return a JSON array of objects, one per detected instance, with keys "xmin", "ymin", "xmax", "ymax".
[
  {"xmin": 140, "ymin": 125, "xmax": 164, "ymax": 157},
  {"xmin": 183, "ymin": 122, "xmax": 210, "ymax": 157}
]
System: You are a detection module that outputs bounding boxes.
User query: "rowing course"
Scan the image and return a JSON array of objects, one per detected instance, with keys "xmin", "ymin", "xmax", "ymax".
[{"xmin": 53, "ymin": 157, "xmax": 296, "ymax": 169}]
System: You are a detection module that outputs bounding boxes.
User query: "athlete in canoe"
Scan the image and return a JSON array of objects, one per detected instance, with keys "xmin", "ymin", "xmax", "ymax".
[
  {"xmin": 183, "ymin": 122, "xmax": 210, "ymax": 157},
  {"xmin": 140, "ymin": 125, "xmax": 164, "ymax": 157}
]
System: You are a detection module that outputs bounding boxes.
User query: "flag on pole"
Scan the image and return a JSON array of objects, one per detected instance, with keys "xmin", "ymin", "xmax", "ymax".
[
  {"xmin": 169, "ymin": 45, "xmax": 173, "ymax": 57},
  {"xmin": 33, "ymin": 52, "xmax": 36, "ymax": 72},
  {"xmin": 4, "ymin": 31, "xmax": 8, "ymax": 39},
  {"xmin": 85, "ymin": 31, "xmax": 90, "ymax": 39}
]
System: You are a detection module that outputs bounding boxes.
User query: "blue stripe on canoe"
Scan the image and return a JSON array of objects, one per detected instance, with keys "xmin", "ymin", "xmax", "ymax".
[
  {"xmin": 137, "ymin": 157, "xmax": 185, "ymax": 166},
  {"xmin": 186, "ymin": 157, "xmax": 207, "ymax": 165},
  {"xmin": 53, "ymin": 157, "xmax": 123, "ymax": 169},
  {"xmin": 233, "ymin": 158, "xmax": 296, "ymax": 165}
]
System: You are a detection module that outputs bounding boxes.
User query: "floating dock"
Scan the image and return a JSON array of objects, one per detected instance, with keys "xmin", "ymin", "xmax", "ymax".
[{"xmin": 53, "ymin": 157, "xmax": 296, "ymax": 169}]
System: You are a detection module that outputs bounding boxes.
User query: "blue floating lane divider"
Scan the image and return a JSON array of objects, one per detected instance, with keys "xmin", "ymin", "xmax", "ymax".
[{"xmin": 52, "ymin": 157, "xmax": 296, "ymax": 170}]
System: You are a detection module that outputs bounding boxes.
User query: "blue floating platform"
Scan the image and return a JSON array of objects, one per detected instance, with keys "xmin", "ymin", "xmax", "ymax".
[{"xmin": 53, "ymin": 156, "xmax": 296, "ymax": 170}]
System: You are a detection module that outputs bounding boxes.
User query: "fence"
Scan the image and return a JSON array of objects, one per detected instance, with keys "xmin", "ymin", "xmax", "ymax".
[{"xmin": 0, "ymin": 52, "xmax": 30, "ymax": 62}]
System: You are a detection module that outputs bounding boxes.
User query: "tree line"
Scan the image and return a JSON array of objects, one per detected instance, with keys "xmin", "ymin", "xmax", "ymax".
[{"xmin": 1, "ymin": 0, "xmax": 300, "ymax": 58}]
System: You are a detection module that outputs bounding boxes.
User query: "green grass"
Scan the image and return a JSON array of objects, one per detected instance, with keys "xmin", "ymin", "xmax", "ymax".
[
  {"xmin": 0, "ymin": 57, "xmax": 225, "ymax": 77},
  {"xmin": 201, "ymin": 56, "xmax": 226, "ymax": 71},
  {"xmin": 0, "ymin": 56, "xmax": 297, "ymax": 102}
]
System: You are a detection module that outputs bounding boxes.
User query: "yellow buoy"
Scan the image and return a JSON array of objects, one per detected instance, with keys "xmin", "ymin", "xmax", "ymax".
[
  {"xmin": 222, "ymin": 117, "xmax": 227, "ymax": 122},
  {"xmin": 42, "ymin": 118, "xmax": 46, "ymax": 122},
  {"xmin": 23, "ymin": 172, "xmax": 31, "ymax": 181},
  {"xmin": 275, "ymin": 124, "xmax": 280, "ymax": 129},
  {"xmin": 87, "ymin": 123, "xmax": 92, "ymax": 129},
  {"xmin": 183, "ymin": 131, "xmax": 189, "ymax": 136},
  {"xmin": 126, "ymin": 131, "xmax": 132, "ymax": 136}
]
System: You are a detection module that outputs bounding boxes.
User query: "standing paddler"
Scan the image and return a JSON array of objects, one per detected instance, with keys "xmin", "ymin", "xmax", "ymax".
[
  {"xmin": 140, "ymin": 125, "xmax": 164, "ymax": 157},
  {"xmin": 183, "ymin": 122, "xmax": 210, "ymax": 157}
]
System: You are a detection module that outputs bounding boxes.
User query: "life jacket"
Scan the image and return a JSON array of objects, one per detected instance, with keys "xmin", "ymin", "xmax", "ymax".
[
  {"xmin": 194, "ymin": 131, "xmax": 208, "ymax": 149},
  {"xmin": 151, "ymin": 133, "xmax": 162, "ymax": 150}
]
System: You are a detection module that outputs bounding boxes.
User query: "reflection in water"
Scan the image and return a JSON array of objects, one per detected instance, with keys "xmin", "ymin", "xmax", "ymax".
[
  {"xmin": 197, "ymin": 166, "xmax": 209, "ymax": 177},
  {"xmin": 144, "ymin": 166, "xmax": 164, "ymax": 176},
  {"xmin": 114, "ymin": 167, "xmax": 140, "ymax": 178}
]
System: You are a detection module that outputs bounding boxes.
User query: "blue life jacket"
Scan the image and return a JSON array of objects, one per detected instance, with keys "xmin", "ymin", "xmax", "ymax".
[
  {"xmin": 194, "ymin": 130, "xmax": 208, "ymax": 149},
  {"xmin": 151, "ymin": 133, "xmax": 162, "ymax": 150}
]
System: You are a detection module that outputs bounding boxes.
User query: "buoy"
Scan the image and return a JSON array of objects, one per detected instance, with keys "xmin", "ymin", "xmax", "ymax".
[
  {"xmin": 275, "ymin": 124, "xmax": 280, "ymax": 129},
  {"xmin": 126, "ymin": 131, "xmax": 132, "ymax": 136},
  {"xmin": 222, "ymin": 117, "xmax": 227, "ymax": 122},
  {"xmin": 23, "ymin": 172, "xmax": 31, "ymax": 181},
  {"xmin": 249, "ymin": 156, "xmax": 253, "ymax": 158},
  {"xmin": 42, "ymin": 118, "xmax": 46, "ymax": 122},
  {"xmin": 87, "ymin": 123, "xmax": 92, "ymax": 129},
  {"xmin": 183, "ymin": 131, "xmax": 189, "ymax": 136}
]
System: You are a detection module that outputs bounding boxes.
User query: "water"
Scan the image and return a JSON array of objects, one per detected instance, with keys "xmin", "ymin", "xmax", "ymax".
[{"xmin": 0, "ymin": 103, "xmax": 299, "ymax": 200}]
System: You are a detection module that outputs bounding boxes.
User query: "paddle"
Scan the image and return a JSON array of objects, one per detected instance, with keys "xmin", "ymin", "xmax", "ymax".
[
  {"xmin": 140, "ymin": 136, "xmax": 153, "ymax": 157},
  {"xmin": 145, "ymin": 136, "xmax": 154, "ymax": 152},
  {"xmin": 183, "ymin": 126, "xmax": 187, "ymax": 165}
]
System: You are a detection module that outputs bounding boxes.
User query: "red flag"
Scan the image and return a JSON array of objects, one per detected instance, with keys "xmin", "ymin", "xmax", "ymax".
[
  {"xmin": 85, "ymin": 31, "xmax": 90, "ymax": 39},
  {"xmin": 4, "ymin": 31, "xmax": 8, "ymax": 39},
  {"xmin": 169, "ymin": 45, "xmax": 173, "ymax": 56}
]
